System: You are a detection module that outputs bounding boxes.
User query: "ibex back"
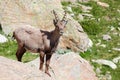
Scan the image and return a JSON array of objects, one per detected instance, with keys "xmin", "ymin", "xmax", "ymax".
[{"xmin": 13, "ymin": 10, "xmax": 68, "ymax": 76}]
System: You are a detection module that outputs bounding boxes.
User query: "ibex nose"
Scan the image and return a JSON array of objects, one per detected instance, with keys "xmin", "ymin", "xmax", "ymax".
[{"xmin": 59, "ymin": 31, "xmax": 64, "ymax": 35}]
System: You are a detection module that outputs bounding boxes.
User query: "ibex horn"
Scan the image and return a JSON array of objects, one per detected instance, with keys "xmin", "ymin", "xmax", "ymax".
[
  {"xmin": 62, "ymin": 11, "xmax": 67, "ymax": 21},
  {"xmin": 53, "ymin": 10, "xmax": 59, "ymax": 21}
]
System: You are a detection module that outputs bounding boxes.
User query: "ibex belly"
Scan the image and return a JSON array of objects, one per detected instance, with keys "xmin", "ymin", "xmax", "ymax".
[{"xmin": 24, "ymin": 41, "xmax": 44, "ymax": 53}]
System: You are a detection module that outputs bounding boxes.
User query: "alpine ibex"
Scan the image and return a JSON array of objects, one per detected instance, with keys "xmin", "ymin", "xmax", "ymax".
[{"xmin": 13, "ymin": 10, "xmax": 68, "ymax": 76}]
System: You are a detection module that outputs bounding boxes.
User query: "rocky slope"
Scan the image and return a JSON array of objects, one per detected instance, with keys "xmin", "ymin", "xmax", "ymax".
[{"xmin": 0, "ymin": 0, "xmax": 91, "ymax": 52}]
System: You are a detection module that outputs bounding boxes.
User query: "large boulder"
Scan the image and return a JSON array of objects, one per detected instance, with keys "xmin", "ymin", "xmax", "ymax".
[
  {"xmin": 0, "ymin": 0, "xmax": 90, "ymax": 52},
  {"xmin": 0, "ymin": 52, "xmax": 98, "ymax": 80},
  {"xmin": 0, "ymin": 56, "xmax": 51, "ymax": 80}
]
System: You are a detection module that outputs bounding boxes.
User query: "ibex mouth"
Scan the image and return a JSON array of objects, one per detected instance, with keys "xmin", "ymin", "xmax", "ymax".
[{"xmin": 59, "ymin": 31, "xmax": 64, "ymax": 35}]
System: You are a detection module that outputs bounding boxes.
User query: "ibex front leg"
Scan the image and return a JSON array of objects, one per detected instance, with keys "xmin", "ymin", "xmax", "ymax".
[
  {"xmin": 39, "ymin": 51, "xmax": 45, "ymax": 71},
  {"xmin": 45, "ymin": 54, "xmax": 52, "ymax": 76}
]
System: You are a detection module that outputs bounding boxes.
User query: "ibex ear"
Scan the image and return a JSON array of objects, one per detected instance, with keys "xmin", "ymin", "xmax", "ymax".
[
  {"xmin": 65, "ymin": 20, "xmax": 68, "ymax": 25},
  {"xmin": 62, "ymin": 20, "xmax": 68, "ymax": 26}
]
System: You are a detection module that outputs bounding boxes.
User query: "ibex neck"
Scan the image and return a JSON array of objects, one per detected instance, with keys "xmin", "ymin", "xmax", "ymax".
[{"xmin": 51, "ymin": 28, "xmax": 61, "ymax": 42}]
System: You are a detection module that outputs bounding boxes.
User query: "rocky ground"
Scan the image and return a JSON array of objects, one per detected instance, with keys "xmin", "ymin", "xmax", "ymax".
[{"xmin": 0, "ymin": 52, "xmax": 98, "ymax": 80}]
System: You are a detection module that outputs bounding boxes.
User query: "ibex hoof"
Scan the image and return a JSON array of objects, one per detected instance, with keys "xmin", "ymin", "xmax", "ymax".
[
  {"xmin": 39, "ymin": 68, "xmax": 44, "ymax": 71},
  {"xmin": 45, "ymin": 71, "xmax": 51, "ymax": 77}
]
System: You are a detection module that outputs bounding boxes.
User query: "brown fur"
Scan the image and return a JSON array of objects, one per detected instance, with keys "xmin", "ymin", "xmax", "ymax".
[{"xmin": 13, "ymin": 10, "xmax": 68, "ymax": 76}]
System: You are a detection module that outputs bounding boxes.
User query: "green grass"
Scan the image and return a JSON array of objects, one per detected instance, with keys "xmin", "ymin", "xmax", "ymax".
[
  {"xmin": 61, "ymin": 1, "xmax": 71, "ymax": 6},
  {"xmin": 62, "ymin": 0, "xmax": 120, "ymax": 80},
  {"xmin": 0, "ymin": 39, "xmax": 38, "ymax": 62},
  {"xmin": 80, "ymin": 19, "xmax": 102, "ymax": 35}
]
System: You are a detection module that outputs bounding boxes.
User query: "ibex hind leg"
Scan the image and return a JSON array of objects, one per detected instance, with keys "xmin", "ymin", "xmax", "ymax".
[
  {"xmin": 16, "ymin": 45, "xmax": 26, "ymax": 62},
  {"xmin": 45, "ymin": 54, "xmax": 52, "ymax": 77}
]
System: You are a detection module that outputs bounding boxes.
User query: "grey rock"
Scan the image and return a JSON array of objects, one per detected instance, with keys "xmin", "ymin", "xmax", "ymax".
[
  {"xmin": 0, "ymin": 52, "xmax": 98, "ymax": 80},
  {"xmin": 97, "ymin": 1, "xmax": 109, "ymax": 7},
  {"xmin": 113, "ymin": 56, "xmax": 120, "ymax": 64},
  {"xmin": 105, "ymin": 71, "xmax": 112, "ymax": 80},
  {"xmin": 112, "ymin": 48, "xmax": 120, "ymax": 52},
  {"xmin": 117, "ymin": 9, "xmax": 120, "ymax": 13},
  {"xmin": 87, "ymin": 38, "xmax": 93, "ymax": 48},
  {"xmin": 92, "ymin": 59, "xmax": 117, "ymax": 69},
  {"xmin": 78, "ymin": 14, "xmax": 84, "ymax": 21},
  {"xmin": 70, "ymin": 13, "xmax": 75, "ymax": 17},
  {"xmin": 100, "ymin": 44, "xmax": 106, "ymax": 48},
  {"xmin": 27, "ymin": 52, "xmax": 98, "ymax": 80},
  {"xmin": 109, "ymin": 26, "xmax": 115, "ymax": 31},
  {"xmin": 81, "ymin": 5, "xmax": 92, "ymax": 13},
  {"xmin": 95, "ymin": 39, "xmax": 101, "ymax": 46},
  {"xmin": 96, "ymin": 68, "xmax": 101, "ymax": 74},
  {"xmin": 67, "ymin": 6, "xmax": 72, "ymax": 12},
  {"xmin": 0, "ymin": 34, "xmax": 8, "ymax": 43},
  {"xmin": 117, "ymin": 27, "xmax": 120, "ymax": 31}
]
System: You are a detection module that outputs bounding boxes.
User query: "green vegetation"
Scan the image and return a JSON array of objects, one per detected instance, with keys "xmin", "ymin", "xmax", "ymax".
[
  {"xmin": 0, "ymin": 38, "xmax": 38, "ymax": 62},
  {"xmin": 62, "ymin": 0, "xmax": 120, "ymax": 80}
]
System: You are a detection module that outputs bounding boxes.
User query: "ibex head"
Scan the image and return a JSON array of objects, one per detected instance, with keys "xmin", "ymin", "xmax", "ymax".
[{"xmin": 53, "ymin": 10, "xmax": 68, "ymax": 35}]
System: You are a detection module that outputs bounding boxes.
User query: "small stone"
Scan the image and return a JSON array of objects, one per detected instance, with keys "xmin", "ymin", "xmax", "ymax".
[
  {"xmin": 81, "ymin": 5, "xmax": 92, "ymax": 12},
  {"xmin": 117, "ymin": 27, "xmax": 120, "ymax": 31},
  {"xmin": 70, "ymin": 13, "xmax": 74, "ymax": 17},
  {"xmin": 78, "ymin": 14, "xmax": 84, "ymax": 21},
  {"xmin": 110, "ymin": 26, "xmax": 115, "ymax": 31},
  {"xmin": 108, "ymin": 50, "xmax": 112, "ymax": 53},
  {"xmin": 100, "ymin": 44, "xmax": 106, "ymax": 48},
  {"xmin": 113, "ymin": 56, "xmax": 120, "ymax": 64},
  {"xmin": 113, "ymin": 32, "xmax": 118, "ymax": 35},
  {"xmin": 87, "ymin": 38, "xmax": 93, "ymax": 48},
  {"xmin": 96, "ymin": 43, "xmax": 101, "ymax": 46},
  {"xmin": 67, "ymin": 6, "xmax": 72, "ymax": 12},
  {"xmin": 97, "ymin": 1, "xmax": 109, "ymax": 8},
  {"xmin": 102, "ymin": 34, "xmax": 111, "ymax": 41},
  {"xmin": 112, "ymin": 48, "xmax": 120, "ymax": 51},
  {"xmin": 0, "ymin": 34, "xmax": 8, "ymax": 43},
  {"xmin": 117, "ymin": 9, "xmax": 120, "ymax": 13},
  {"xmin": 105, "ymin": 71, "xmax": 112, "ymax": 80},
  {"xmin": 96, "ymin": 39, "xmax": 101, "ymax": 46},
  {"xmin": 96, "ymin": 68, "xmax": 101, "ymax": 74}
]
